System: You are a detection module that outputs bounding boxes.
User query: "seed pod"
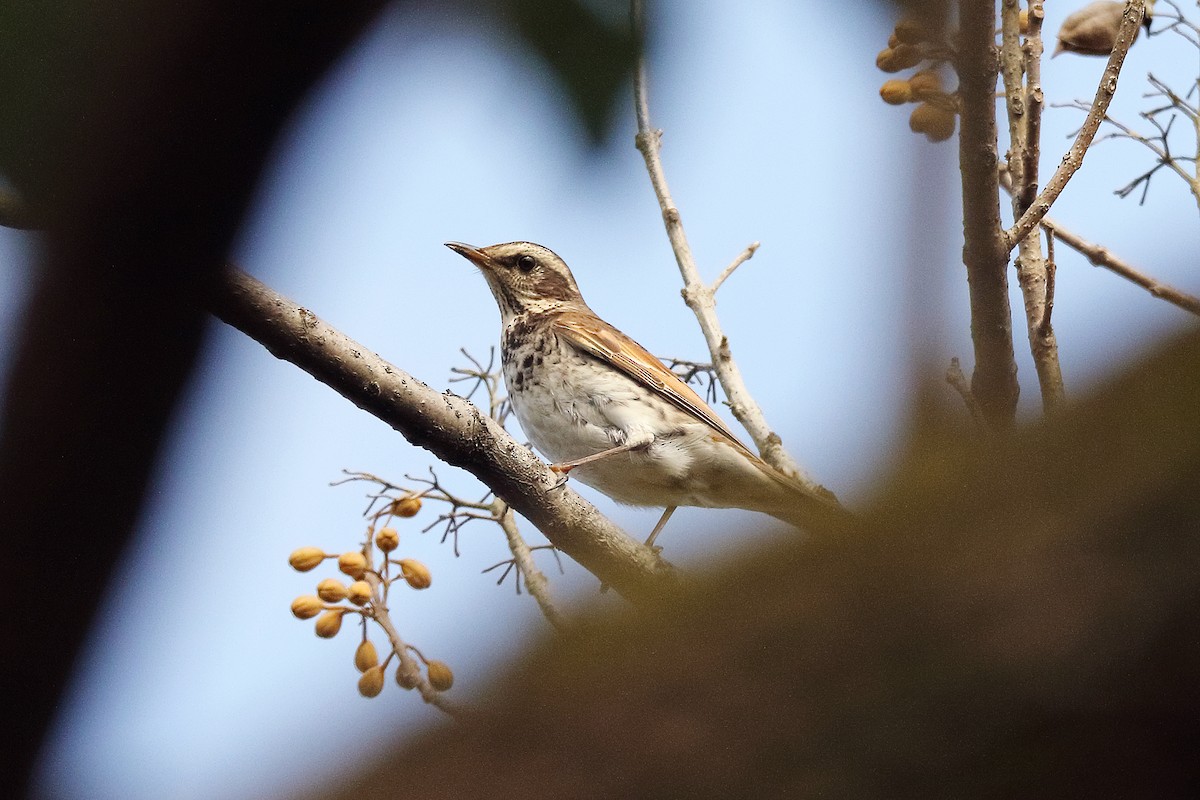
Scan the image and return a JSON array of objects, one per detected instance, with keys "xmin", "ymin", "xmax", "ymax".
[
  {"xmin": 358, "ymin": 666, "xmax": 385, "ymax": 698},
  {"xmin": 337, "ymin": 551, "xmax": 368, "ymax": 580},
  {"xmin": 893, "ymin": 18, "xmax": 928, "ymax": 45},
  {"xmin": 426, "ymin": 659, "xmax": 454, "ymax": 691},
  {"xmin": 879, "ymin": 80, "xmax": 913, "ymax": 105},
  {"xmin": 907, "ymin": 69, "xmax": 943, "ymax": 101},
  {"xmin": 314, "ymin": 609, "xmax": 345, "ymax": 638},
  {"xmin": 355, "ymin": 640, "xmax": 379, "ymax": 672},
  {"xmin": 392, "ymin": 496, "xmax": 422, "ymax": 518},
  {"xmin": 347, "ymin": 580, "xmax": 373, "ymax": 606},
  {"xmin": 291, "ymin": 595, "xmax": 324, "ymax": 620},
  {"xmin": 316, "ymin": 577, "xmax": 348, "ymax": 603},
  {"xmin": 398, "ymin": 559, "xmax": 432, "ymax": 590},
  {"xmin": 375, "ymin": 527, "xmax": 400, "ymax": 552},
  {"xmin": 288, "ymin": 547, "xmax": 326, "ymax": 572},
  {"xmin": 909, "ymin": 102, "xmax": 956, "ymax": 142}
]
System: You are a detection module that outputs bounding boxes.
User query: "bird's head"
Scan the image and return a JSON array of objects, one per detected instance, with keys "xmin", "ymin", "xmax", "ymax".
[{"xmin": 446, "ymin": 241, "xmax": 586, "ymax": 318}]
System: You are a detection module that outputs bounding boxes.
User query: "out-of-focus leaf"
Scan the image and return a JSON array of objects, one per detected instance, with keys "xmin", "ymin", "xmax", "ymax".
[{"xmin": 507, "ymin": 0, "xmax": 637, "ymax": 145}]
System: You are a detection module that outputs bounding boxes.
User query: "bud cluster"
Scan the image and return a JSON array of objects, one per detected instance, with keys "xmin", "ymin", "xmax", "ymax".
[
  {"xmin": 875, "ymin": 16, "xmax": 958, "ymax": 142},
  {"xmin": 286, "ymin": 491, "xmax": 454, "ymax": 700}
]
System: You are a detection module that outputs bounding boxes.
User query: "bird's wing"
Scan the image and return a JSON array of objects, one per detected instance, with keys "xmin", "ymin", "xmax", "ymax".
[{"xmin": 551, "ymin": 310, "xmax": 756, "ymax": 457}]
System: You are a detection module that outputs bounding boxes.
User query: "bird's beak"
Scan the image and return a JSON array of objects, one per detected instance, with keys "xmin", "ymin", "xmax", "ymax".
[{"xmin": 445, "ymin": 241, "xmax": 492, "ymax": 271}]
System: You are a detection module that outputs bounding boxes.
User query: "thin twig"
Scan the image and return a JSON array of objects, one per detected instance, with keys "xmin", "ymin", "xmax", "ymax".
[
  {"xmin": 492, "ymin": 500, "xmax": 568, "ymax": 631},
  {"xmin": 630, "ymin": 0, "xmax": 834, "ymax": 498},
  {"xmin": 1041, "ymin": 231, "xmax": 1057, "ymax": 337},
  {"xmin": 1005, "ymin": 0, "xmax": 1147, "ymax": 249},
  {"xmin": 710, "ymin": 241, "xmax": 760, "ymax": 294},
  {"xmin": 998, "ymin": 164, "xmax": 1200, "ymax": 316},
  {"xmin": 945, "ymin": 357, "xmax": 984, "ymax": 427}
]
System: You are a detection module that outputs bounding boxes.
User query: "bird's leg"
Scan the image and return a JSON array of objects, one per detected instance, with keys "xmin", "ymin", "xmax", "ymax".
[
  {"xmin": 549, "ymin": 432, "xmax": 654, "ymax": 475},
  {"xmin": 644, "ymin": 506, "xmax": 676, "ymax": 550}
]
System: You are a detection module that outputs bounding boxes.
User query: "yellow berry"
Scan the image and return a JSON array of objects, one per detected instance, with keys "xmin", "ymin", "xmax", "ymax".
[
  {"xmin": 358, "ymin": 666, "xmax": 385, "ymax": 698},
  {"xmin": 1018, "ymin": 9, "xmax": 1030, "ymax": 35},
  {"xmin": 290, "ymin": 595, "xmax": 324, "ymax": 620},
  {"xmin": 879, "ymin": 80, "xmax": 913, "ymax": 105},
  {"xmin": 893, "ymin": 18, "xmax": 927, "ymax": 44},
  {"xmin": 316, "ymin": 577, "xmax": 348, "ymax": 603},
  {"xmin": 375, "ymin": 527, "xmax": 400, "ymax": 553},
  {"xmin": 426, "ymin": 659, "xmax": 454, "ymax": 691},
  {"xmin": 288, "ymin": 547, "xmax": 326, "ymax": 572},
  {"xmin": 338, "ymin": 551, "xmax": 368, "ymax": 580},
  {"xmin": 392, "ymin": 496, "xmax": 422, "ymax": 518},
  {"xmin": 877, "ymin": 43, "xmax": 921, "ymax": 73},
  {"xmin": 908, "ymin": 69, "xmax": 943, "ymax": 100},
  {"xmin": 398, "ymin": 559, "xmax": 432, "ymax": 590},
  {"xmin": 909, "ymin": 102, "xmax": 956, "ymax": 142},
  {"xmin": 347, "ymin": 580, "xmax": 373, "ymax": 606},
  {"xmin": 355, "ymin": 640, "xmax": 380, "ymax": 673},
  {"xmin": 314, "ymin": 609, "xmax": 345, "ymax": 638}
]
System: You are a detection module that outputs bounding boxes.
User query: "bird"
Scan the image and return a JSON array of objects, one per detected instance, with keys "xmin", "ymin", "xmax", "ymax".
[
  {"xmin": 446, "ymin": 240, "xmax": 849, "ymax": 545},
  {"xmin": 1053, "ymin": 0, "xmax": 1153, "ymax": 57}
]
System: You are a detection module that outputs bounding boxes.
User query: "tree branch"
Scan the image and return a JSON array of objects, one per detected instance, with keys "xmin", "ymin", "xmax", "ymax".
[
  {"xmin": 493, "ymin": 501, "xmax": 568, "ymax": 632},
  {"xmin": 957, "ymin": 0, "xmax": 1020, "ymax": 428},
  {"xmin": 208, "ymin": 268, "xmax": 676, "ymax": 604},
  {"xmin": 630, "ymin": 0, "xmax": 835, "ymax": 499},
  {"xmin": 1004, "ymin": 0, "xmax": 1146, "ymax": 249}
]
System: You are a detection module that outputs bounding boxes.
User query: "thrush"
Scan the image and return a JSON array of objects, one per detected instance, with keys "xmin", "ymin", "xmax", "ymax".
[{"xmin": 446, "ymin": 241, "xmax": 848, "ymax": 543}]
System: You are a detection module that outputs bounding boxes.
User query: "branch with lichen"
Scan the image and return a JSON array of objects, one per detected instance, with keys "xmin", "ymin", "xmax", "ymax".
[{"xmin": 629, "ymin": 0, "xmax": 838, "ymax": 502}]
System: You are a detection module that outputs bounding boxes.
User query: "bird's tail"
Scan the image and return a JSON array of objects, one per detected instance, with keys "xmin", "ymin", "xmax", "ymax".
[{"xmin": 756, "ymin": 465, "xmax": 855, "ymax": 534}]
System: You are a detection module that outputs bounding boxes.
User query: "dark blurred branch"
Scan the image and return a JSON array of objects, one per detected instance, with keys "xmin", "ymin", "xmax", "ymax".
[
  {"xmin": 956, "ymin": 0, "xmax": 1019, "ymax": 428},
  {"xmin": 209, "ymin": 268, "xmax": 675, "ymax": 604},
  {"xmin": 0, "ymin": 188, "xmax": 40, "ymax": 229}
]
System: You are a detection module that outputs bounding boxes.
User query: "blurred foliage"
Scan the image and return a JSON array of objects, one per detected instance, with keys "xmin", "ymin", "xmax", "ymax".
[
  {"xmin": 321, "ymin": 326, "xmax": 1200, "ymax": 799},
  {"xmin": 505, "ymin": 0, "xmax": 638, "ymax": 145}
]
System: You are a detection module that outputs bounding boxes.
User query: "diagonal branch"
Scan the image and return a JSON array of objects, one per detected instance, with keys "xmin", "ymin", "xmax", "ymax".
[
  {"xmin": 208, "ymin": 268, "xmax": 676, "ymax": 604},
  {"xmin": 1004, "ymin": 0, "xmax": 1147, "ymax": 250}
]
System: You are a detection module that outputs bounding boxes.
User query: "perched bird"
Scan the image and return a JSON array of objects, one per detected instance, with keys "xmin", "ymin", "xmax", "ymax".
[
  {"xmin": 1053, "ymin": 0, "xmax": 1153, "ymax": 57},
  {"xmin": 447, "ymin": 240, "xmax": 848, "ymax": 543}
]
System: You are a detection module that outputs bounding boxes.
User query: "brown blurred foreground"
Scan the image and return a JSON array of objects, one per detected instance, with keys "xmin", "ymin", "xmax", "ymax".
[{"xmin": 323, "ymin": 329, "xmax": 1200, "ymax": 800}]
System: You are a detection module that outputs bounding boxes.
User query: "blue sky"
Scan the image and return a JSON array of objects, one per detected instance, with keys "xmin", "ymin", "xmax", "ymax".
[{"xmin": 2, "ymin": 1, "xmax": 1196, "ymax": 798}]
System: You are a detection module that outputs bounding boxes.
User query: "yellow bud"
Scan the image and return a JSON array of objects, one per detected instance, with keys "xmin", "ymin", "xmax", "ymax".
[
  {"xmin": 288, "ymin": 547, "xmax": 326, "ymax": 572},
  {"xmin": 909, "ymin": 102, "xmax": 956, "ymax": 142},
  {"xmin": 395, "ymin": 665, "xmax": 419, "ymax": 690},
  {"xmin": 358, "ymin": 666, "xmax": 385, "ymax": 698},
  {"xmin": 887, "ymin": 32, "xmax": 900, "ymax": 48},
  {"xmin": 355, "ymin": 640, "xmax": 380, "ymax": 672},
  {"xmin": 290, "ymin": 595, "xmax": 324, "ymax": 620},
  {"xmin": 879, "ymin": 80, "xmax": 913, "ymax": 105},
  {"xmin": 907, "ymin": 69, "xmax": 943, "ymax": 101},
  {"xmin": 347, "ymin": 580, "xmax": 373, "ymax": 606},
  {"xmin": 314, "ymin": 609, "xmax": 345, "ymax": 638},
  {"xmin": 397, "ymin": 559, "xmax": 432, "ymax": 590},
  {"xmin": 877, "ymin": 43, "xmax": 921, "ymax": 73},
  {"xmin": 316, "ymin": 577, "xmax": 348, "ymax": 603},
  {"xmin": 1018, "ymin": 9, "xmax": 1030, "ymax": 35},
  {"xmin": 337, "ymin": 551, "xmax": 368, "ymax": 580},
  {"xmin": 375, "ymin": 527, "xmax": 400, "ymax": 553},
  {"xmin": 392, "ymin": 496, "xmax": 422, "ymax": 518},
  {"xmin": 893, "ymin": 18, "xmax": 927, "ymax": 45},
  {"xmin": 426, "ymin": 659, "xmax": 454, "ymax": 691}
]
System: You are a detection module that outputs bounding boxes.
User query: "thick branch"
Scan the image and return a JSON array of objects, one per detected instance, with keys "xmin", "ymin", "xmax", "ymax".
[
  {"xmin": 208, "ymin": 268, "xmax": 676, "ymax": 604},
  {"xmin": 630, "ymin": 0, "xmax": 832, "ymax": 498},
  {"xmin": 957, "ymin": 0, "xmax": 1020, "ymax": 428},
  {"xmin": 1004, "ymin": 0, "xmax": 1146, "ymax": 249}
]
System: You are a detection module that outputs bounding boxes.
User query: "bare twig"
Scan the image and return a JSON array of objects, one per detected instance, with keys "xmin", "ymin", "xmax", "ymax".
[
  {"xmin": 1002, "ymin": 0, "xmax": 1065, "ymax": 413},
  {"xmin": 998, "ymin": 164, "xmax": 1200, "ymax": 316},
  {"xmin": 1005, "ymin": 0, "xmax": 1147, "ymax": 249},
  {"xmin": 630, "ymin": 0, "xmax": 834, "ymax": 498},
  {"xmin": 1041, "ymin": 231, "xmax": 1057, "ymax": 337},
  {"xmin": 492, "ymin": 500, "xmax": 568, "ymax": 631},
  {"xmin": 210, "ymin": 268, "xmax": 676, "ymax": 603},
  {"xmin": 710, "ymin": 241, "xmax": 760, "ymax": 294},
  {"xmin": 945, "ymin": 357, "xmax": 984, "ymax": 427},
  {"xmin": 957, "ymin": 0, "xmax": 1020, "ymax": 428}
]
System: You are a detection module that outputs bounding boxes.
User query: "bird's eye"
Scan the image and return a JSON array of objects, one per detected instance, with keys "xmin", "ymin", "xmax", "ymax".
[{"xmin": 517, "ymin": 255, "xmax": 536, "ymax": 272}]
